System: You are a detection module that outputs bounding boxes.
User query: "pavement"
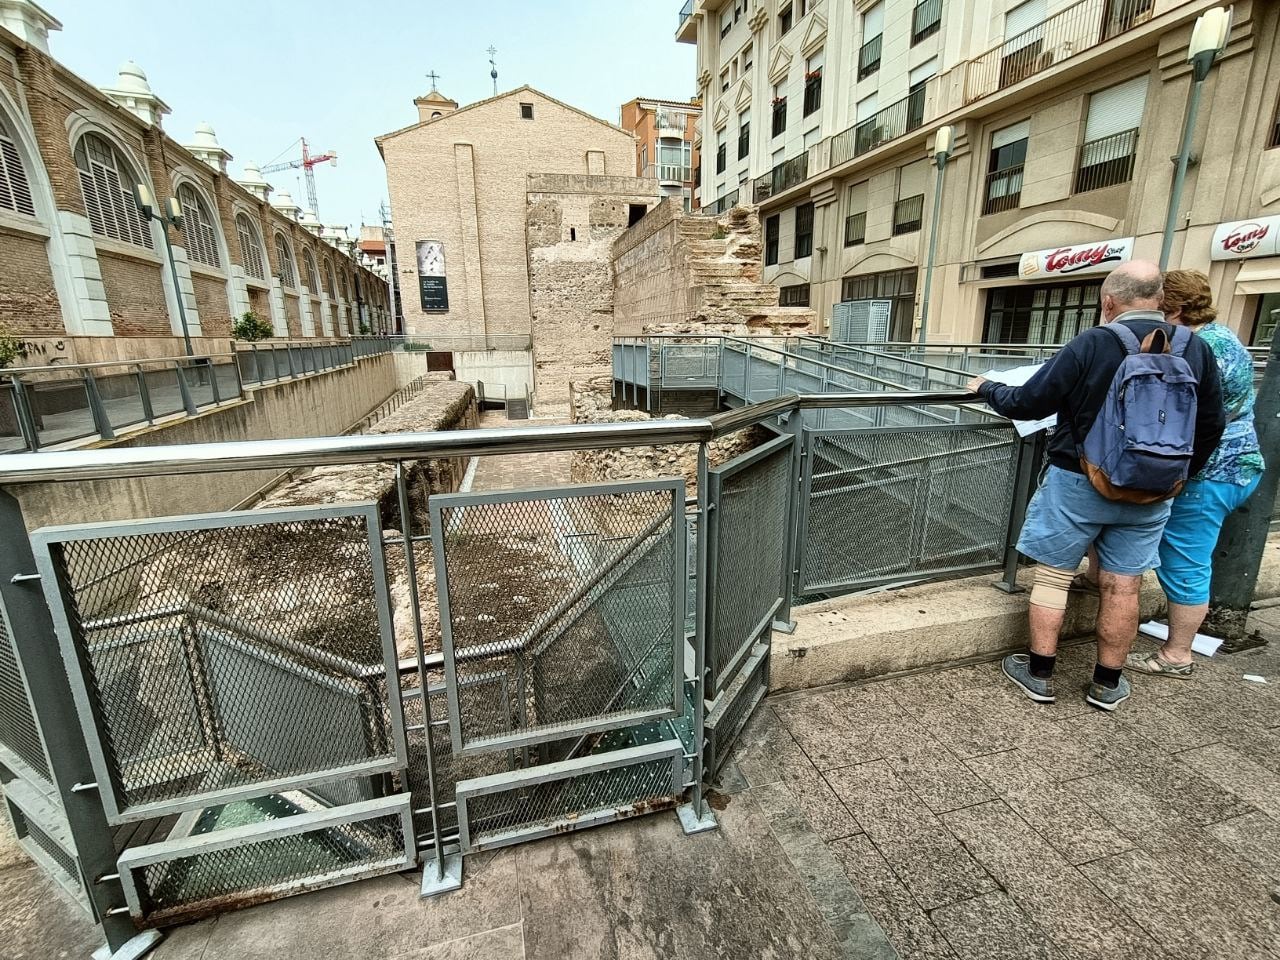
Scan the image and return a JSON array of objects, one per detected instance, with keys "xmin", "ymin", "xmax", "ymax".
[
  {"xmin": 8, "ymin": 604, "xmax": 1280, "ymax": 959},
  {"xmin": 466, "ymin": 411, "xmax": 573, "ymax": 492}
]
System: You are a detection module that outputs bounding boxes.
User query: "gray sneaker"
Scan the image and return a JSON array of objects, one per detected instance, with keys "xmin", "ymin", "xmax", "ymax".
[
  {"xmin": 1086, "ymin": 674, "xmax": 1132, "ymax": 712},
  {"xmin": 1002, "ymin": 654, "xmax": 1056, "ymax": 704}
]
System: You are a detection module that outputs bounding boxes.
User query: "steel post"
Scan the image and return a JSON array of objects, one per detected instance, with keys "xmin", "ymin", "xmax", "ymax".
[
  {"xmin": 919, "ymin": 152, "xmax": 948, "ymax": 346},
  {"xmin": 773, "ymin": 411, "xmax": 803, "ymax": 633},
  {"xmin": 1159, "ymin": 63, "xmax": 1211, "ymax": 271},
  {"xmin": 994, "ymin": 433, "xmax": 1037, "ymax": 594},
  {"xmin": 82, "ymin": 372, "xmax": 115, "ymax": 441},
  {"xmin": 173, "ymin": 364, "xmax": 198, "ymax": 416},
  {"xmin": 1207, "ymin": 331, "xmax": 1280, "ymax": 639}
]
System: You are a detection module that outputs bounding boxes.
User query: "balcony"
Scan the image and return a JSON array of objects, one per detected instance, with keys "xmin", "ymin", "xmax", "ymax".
[
  {"xmin": 705, "ymin": 189, "xmax": 740, "ymax": 215},
  {"xmin": 964, "ymin": 0, "xmax": 1153, "ymax": 103},
  {"xmin": 657, "ymin": 109, "xmax": 690, "ymax": 138},
  {"xmin": 751, "ymin": 152, "xmax": 808, "ymax": 203},
  {"xmin": 844, "ymin": 211, "xmax": 867, "ymax": 247},
  {"xmin": 645, "ymin": 163, "xmax": 693, "ymax": 185},
  {"xmin": 857, "ymin": 33, "xmax": 882, "ymax": 81},
  {"xmin": 829, "ymin": 85, "xmax": 927, "ymax": 168},
  {"xmin": 1073, "ymin": 127, "xmax": 1139, "ymax": 193},
  {"xmin": 893, "ymin": 194, "xmax": 924, "ymax": 235},
  {"xmin": 982, "ymin": 164, "xmax": 1024, "ymax": 215},
  {"xmin": 912, "ymin": 0, "xmax": 943, "ymax": 45},
  {"xmin": 677, "ymin": 0, "xmax": 697, "ymax": 42}
]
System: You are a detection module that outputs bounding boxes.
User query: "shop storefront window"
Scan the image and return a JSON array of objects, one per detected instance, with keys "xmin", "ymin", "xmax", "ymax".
[
  {"xmin": 983, "ymin": 279, "xmax": 1102, "ymax": 344},
  {"xmin": 1253, "ymin": 293, "xmax": 1280, "ymax": 346}
]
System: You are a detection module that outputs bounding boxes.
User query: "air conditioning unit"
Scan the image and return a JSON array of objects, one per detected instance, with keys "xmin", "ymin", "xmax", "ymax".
[{"xmin": 832, "ymin": 299, "xmax": 892, "ymax": 343}]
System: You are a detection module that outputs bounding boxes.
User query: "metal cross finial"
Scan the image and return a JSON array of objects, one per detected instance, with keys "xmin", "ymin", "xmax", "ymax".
[{"xmin": 426, "ymin": 70, "xmax": 440, "ymax": 90}]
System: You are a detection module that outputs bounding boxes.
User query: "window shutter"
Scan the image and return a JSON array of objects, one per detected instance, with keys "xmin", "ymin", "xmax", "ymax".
[
  {"xmin": 807, "ymin": 50, "xmax": 824, "ymax": 72},
  {"xmin": 863, "ymin": 2, "xmax": 884, "ymax": 37},
  {"xmin": 909, "ymin": 58, "xmax": 939, "ymax": 87},
  {"xmin": 992, "ymin": 120, "xmax": 1031, "ymax": 149},
  {"xmin": 1005, "ymin": 0, "xmax": 1047, "ymax": 42},
  {"xmin": 0, "ymin": 122, "xmax": 35, "ymax": 217},
  {"xmin": 898, "ymin": 159, "xmax": 928, "ymax": 198},
  {"xmin": 846, "ymin": 180, "xmax": 868, "ymax": 214},
  {"xmin": 856, "ymin": 93, "xmax": 878, "ymax": 122},
  {"xmin": 1085, "ymin": 76, "xmax": 1148, "ymax": 141}
]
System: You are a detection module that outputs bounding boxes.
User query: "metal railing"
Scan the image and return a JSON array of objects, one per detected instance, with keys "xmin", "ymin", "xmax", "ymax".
[
  {"xmin": 893, "ymin": 194, "xmax": 925, "ymax": 235},
  {"xmin": 704, "ymin": 190, "xmax": 741, "ymax": 215},
  {"xmin": 396, "ymin": 335, "xmax": 533, "ymax": 352},
  {"xmin": 678, "ymin": 0, "xmax": 693, "ymax": 30},
  {"xmin": 844, "ymin": 211, "xmax": 867, "ymax": 246},
  {"xmin": 983, "ymin": 164, "xmax": 1024, "ymax": 215},
  {"xmin": 830, "ymin": 86, "xmax": 927, "ymax": 168},
  {"xmin": 964, "ymin": 0, "xmax": 1150, "ymax": 103},
  {"xmin": 645, "ymin": 163, "xmax": 693, "ymax": 183},
  {"xmin": 1074, "ymin": 127, "xmax": 1139, "ymax": 193},
  {"xmin": 752, "ymin": 152, "xmax": 808, "ymax": 203},
  {"xmin": 858, "ymin": 33, "xmax": 882, "ymax": 80},
  {"xmin": 912, "ymin": 0, "xmax": 943, "ymax": 43}
]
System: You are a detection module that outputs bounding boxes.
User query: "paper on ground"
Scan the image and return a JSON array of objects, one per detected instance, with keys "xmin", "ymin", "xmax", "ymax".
[
  {"xmin": 979, "ymin": 364, "xmax": 1057, "ymax": 437},
  {"xmin": 1138, "ymin": 620, "xmax": 1223, "ymax": 657},
  {"xmin": 1243, "ymin": 675, "xmax": 1268, "ymax": 684}
]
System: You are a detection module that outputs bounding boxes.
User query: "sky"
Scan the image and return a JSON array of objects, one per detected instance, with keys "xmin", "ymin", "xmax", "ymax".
[{"xmin": 47, "ymin": 0, "xmax": 697, "ymax": 234}]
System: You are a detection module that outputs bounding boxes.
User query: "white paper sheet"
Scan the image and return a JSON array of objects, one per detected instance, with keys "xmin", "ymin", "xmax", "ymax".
[
  {"xmin": 1138, "ymin": 619, "xmax": 1223, "ymax": 657},
  {"xmin": 979, "ymin": 364, "xmax": 1057, "ymax": 437},
  {"xmin": 1243, "ymin": 674, "xmax": 1268, "ymax": 684}
]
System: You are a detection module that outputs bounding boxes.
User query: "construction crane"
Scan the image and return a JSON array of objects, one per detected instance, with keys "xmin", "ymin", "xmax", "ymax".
[{"xmin": 263, "ymin": 138, "xmax": 336, "ymax": 216}]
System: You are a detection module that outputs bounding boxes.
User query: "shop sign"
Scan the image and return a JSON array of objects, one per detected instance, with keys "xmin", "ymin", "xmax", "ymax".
[
  {"xmin": 1018, "ymin": 237, "xmax": 1135, "ymax": 280},
  {"xmin": 1211, "ymin": 216, "xmax": 1280, "ymax": 261}
]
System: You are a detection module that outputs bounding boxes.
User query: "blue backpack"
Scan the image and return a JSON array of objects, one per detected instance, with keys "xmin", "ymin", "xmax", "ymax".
[{"xmin": 1078, "ymin": 322, "xmax": 1199, "ymax": 504}]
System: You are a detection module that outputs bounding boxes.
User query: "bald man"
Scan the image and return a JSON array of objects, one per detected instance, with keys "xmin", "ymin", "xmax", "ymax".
[{"xmin": 967, "ymin": 261, "xmax": 1224, "ymax": 711}]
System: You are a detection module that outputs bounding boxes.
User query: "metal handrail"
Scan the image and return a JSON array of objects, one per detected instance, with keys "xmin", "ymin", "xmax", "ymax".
[{"xmin": 0, "ymin": 389, "xmax": 983, "ymax": 485}]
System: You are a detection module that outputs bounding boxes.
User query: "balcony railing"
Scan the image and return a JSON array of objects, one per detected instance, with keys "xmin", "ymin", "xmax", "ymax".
[
  {"xmin": 645, "ymin": 163, "xmax": 693, "ymax": 183},
  {"xmin": 844, "ymin": 211, "xmax": 867, "ymax": 247},
  {"xmin": 704, "ymin": 190, "xmax": 740, "ymax": 215},
  {"xmin": 912, "ymin": 0, "xmax": 943, "ymax": 44},
  {"xmin": 982, "ymin": 164, "xmax": 1024, "ymax": 215},
  {"xmin": 656, "ymin": 109, "xmax": 690, "ymax": 136},
  {"xmin": 964, "ymin": 0, "xmax": 1151, "ymax": 103},
  {"xmin": 678, "ymin": 0, "xmax": 693, "ymax": 30},
  {"xmin": 830, "ymin": 85, "xmax": 928, "ymax": 168},
  {"xmin": 752, "ymin": 152, "xmax": 809, "ymax": 203},
  {"xmin": 1073, "ymin": 127, "xmax": 1139, "ymax": 193},
  {"xmin": 893, "ymin": 194, "xmax": 925, "ymax": 235},
  {"xmin": 772, "ymin": 99, "xmax": 787, "ymax": 138},
  {"xmin": 803, "ymin": 73, "xmax": 822, "ymax": 117},
  {"xmin": 858, "ymin": 34, "xmax": 882, "ymax": 80}
]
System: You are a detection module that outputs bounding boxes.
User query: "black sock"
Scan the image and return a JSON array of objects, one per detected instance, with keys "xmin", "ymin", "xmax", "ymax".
[
  {"xmin": 1093, "ymin": 664, "xmax": 1122, "ymax": 689},
  {"xmin": 1029, "ymin": 652, "xmax": 1056, "ymax": 679}
]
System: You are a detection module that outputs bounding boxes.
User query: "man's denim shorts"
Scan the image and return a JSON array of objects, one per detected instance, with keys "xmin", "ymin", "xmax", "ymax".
[{"xmin": 1017, "ymin": 466, "xmax": 1173, "ymax": 576}]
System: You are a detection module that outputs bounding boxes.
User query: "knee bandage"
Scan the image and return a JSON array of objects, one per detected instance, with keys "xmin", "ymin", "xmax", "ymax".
[{"xmin": 1029, "ymin": 566, "xmax": 1075, "ymax": 611}]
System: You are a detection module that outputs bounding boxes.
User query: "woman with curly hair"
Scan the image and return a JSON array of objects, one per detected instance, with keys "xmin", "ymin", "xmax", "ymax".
[{"xmin": 1125, "ymin": 269, "xmax": 1264, "ymax": 677}]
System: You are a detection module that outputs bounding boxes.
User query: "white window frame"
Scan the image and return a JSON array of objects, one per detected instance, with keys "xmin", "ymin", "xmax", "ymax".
[
  {"xmin": 177, "ymin": 182, "xmax": 221, "ymax": 270},
  {"xmin": 74, "ymin": 132, "xmax": 152, "ymax": 249}
]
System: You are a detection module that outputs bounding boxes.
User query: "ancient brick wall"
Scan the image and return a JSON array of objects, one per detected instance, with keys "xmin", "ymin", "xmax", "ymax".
[
  {"xmin": 192, "ymin": 273, "xmax": 232, "ymax": 339},
  {"xmin": 97, "ymin": 252, "xmax": 170, "ymax": 337},
  {"xmin": 0, "ymin": 229, "xmax": 63, "ymax": 336},
  {"xmin": 283, "ymin": 294, "xmax": 302, "ymax": 339}
]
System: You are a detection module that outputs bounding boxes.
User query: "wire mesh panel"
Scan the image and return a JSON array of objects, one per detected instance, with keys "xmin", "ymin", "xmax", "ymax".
[
  {"xmin": 705, "ymin": 433, "xmax": 794, "ymax": 695},
  {"xmin": 456, "ymin": 740, "xmax": 683, "ymax": 852},
  {"xmin": 659, "ymin": 344, "xmax": 719, "ymax": 388},
  {"xmin": 0, "ymin": 598, "xmax": 53, "ymax": 785},
  {"xmin": 32, "ymin": 505, "xmax": 407, "ymax": 823},
  {"xmin": 704, "ymin": 642, "xmax": 770, "ymax": 779},
  {"xmin": 117, "ymin": 794, "xmax": 414, "ymax": 926},
  {"xmin": 798, "ymin": 425, "xmax": 1018, "ymax": 595},
  {"xmin": 431, "ymin": 480, "xmax": 685, "ymax": 756}
]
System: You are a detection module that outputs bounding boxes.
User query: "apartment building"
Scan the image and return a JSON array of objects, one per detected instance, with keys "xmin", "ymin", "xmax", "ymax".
[
  {"xmin": 620, "ymin": 97, "xmax": 702, "ymax": 210},
  {"xmin": 678, "ymin": 0, "xmax": 1280, "ymax": 345}
]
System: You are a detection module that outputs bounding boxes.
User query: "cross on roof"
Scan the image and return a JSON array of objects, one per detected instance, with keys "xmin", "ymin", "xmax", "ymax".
[
  {"xmin": 486, "ymin": 46, "xmax": 497, "ymax": 61},
  {"xmin": 426, "ymin": 70, "xmax": 440, "ymax": 90}
]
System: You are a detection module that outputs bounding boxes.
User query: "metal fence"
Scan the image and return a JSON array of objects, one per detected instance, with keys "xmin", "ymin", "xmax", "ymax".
[
  {"xmin": 0, "ymin": 359, "xmax": 1051, "ymax": 955},
  {"xmin": 2, "ymin": 337, "xmax": 396, "ymax": 454}
]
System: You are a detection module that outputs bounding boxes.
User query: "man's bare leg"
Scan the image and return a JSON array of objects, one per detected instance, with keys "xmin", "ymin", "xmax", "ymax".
[
  {"xmin": 1096, "ymin": 570, "xmax": 1142, "ymax": 669},
  {"xmin": 1029, "ymin": 603, "xmax": 1067, "ymax": 658}
]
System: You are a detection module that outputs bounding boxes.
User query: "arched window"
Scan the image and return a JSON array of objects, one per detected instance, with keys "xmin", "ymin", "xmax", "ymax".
[
  {"xmin": 302, "ymin": 249, "xmax": 321, "ymax": 294},
  {"xmin": 0, "ymin": 114, "xmax": 35, "ymax": 217},
  {"xmin": 323, "ymin": 260, "xmax": 337, "ymax": 298},
  {"xmin": 273, "ymin": 233, "xmax": 296, "ymax": 288},
  {"xmin": 236, "ymin": 213, "xmax": 266, "ymax": 281},
  {"xmin": 74, "ymin": 133, "xmax": 152, "ymax": 248},
  {"xmin": 177, "ymin": 183, "xmax": 220, "ymax": 269}
]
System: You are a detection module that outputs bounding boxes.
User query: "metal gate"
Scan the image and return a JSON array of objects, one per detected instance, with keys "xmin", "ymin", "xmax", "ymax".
[
  {"xmin": 430, "ymin": 479, "xmax": 688, "ymax": 851},
  {"xmin": 796, "ymin": 424, "xmax": 1019, "ymax": 595}
]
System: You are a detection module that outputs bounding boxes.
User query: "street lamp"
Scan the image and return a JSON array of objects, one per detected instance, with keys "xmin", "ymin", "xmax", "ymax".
[
  {"xmin": 1158, "ymin": 6, "xmax": 1231, "ymax": 271},
  {"xmin": 918, "ymin": 124, "xmax": 954, "ymax": 346},
  {"xmin": 132, "ymin": 183, "xmax": 195, "ymax": 357}
]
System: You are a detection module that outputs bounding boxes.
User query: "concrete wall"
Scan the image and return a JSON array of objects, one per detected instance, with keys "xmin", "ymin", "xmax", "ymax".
[
  {"xmin": 453, "ymin": 350, "xmax": 534, "ymax": 400},
  {"xmin": 13, "ymin": 353, "xmax": 402, "ymax": 533}
]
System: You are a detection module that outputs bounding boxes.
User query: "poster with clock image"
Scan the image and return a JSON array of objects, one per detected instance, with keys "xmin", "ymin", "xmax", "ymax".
[{"xmin": 416, "ymin": 240, "xmax": 449, "ymax": 312}]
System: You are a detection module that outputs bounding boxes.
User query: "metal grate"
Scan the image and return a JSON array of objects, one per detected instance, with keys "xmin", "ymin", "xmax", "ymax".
[
  {"xmin": 457, "ymin": 741, "xmax": 683, "ymax": 852},
  {"xmin": 705, "ymin": 643, "xmax": 770, "ymax": 779},
  {"xmin": 0, "ymin": 603, "xmax": 52, "ymax": 783},
  {"xmin": 119, "ymin": 796, "xmax": 412, "ymax": 925},
  {"xmin": 33, "ymin": 506, "xmax": 405, "ymax": 822},
  {"xmin": 432, "ymin": 481, "xmax": 685, "ymax": 755},
  {"xmin": 706, "ymin": 434, "xmax": 792, "ymax": 694},
  {"xmin": 799, "ymin": 426, "xmax": 1017, "ymax": 594}
]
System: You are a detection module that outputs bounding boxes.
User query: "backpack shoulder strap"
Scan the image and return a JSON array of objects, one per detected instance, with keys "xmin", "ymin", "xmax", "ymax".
[
  {"xmin": 1169, "ymin": 324, "xmax": 1193, "ymax": 358},
  {"xmin": 1105, "ymin": 322, "xmax": 1141, "ymax": 356}
]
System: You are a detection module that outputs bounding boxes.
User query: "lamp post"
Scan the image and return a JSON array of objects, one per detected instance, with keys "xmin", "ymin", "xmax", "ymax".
[
  {"xmin": 918, "ymin": 124, "xmax": 954, "ymax": 346},
  {"xmin": 133, "ymin": 183, "xmax": 195, "ymax": 357},
  {"xmin": 1158, "ymin": 7, "xmax": 1230, "ymax": 271}
]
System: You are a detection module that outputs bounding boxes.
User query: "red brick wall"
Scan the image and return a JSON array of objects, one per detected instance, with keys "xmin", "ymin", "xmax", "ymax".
[
  {"xmin": 192, "ymin": 273, "xmax": 231, "ymax": 338},
  {"xmin": 98, "ymin": 251, "xmax": 170, "ymax": 336},
  {"xmin": 0, "ymin": 228, "xmax": 62, "ymax": 336},
  {"xmin": 247, "ymin": 286, "xmax": 269, "ymax": 320},
  {"xmin": 283, "ymin": 294, "xmax": 302, "ymax": 338}
]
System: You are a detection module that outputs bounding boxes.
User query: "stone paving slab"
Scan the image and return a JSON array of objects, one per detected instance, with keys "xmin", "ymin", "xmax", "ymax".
[{"xmin": 14, "ymin": 613, "xmax": 1280, "ymax": 959}]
